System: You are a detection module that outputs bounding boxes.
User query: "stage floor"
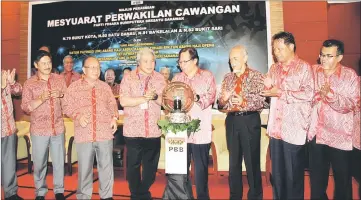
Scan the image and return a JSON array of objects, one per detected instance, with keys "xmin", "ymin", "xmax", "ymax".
[{"xmin": 2, "ymin": 160, "xmax": 359, "ymax": 199}]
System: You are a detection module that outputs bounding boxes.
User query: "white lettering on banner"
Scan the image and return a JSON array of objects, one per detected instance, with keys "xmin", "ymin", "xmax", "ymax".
[
  {"xmin": 47, "ymin": 15, "xmax": 103, "ymax": 27},
  {"xmin": 175, "ymin": 5, "xmax": 240, "ymax": 17},
  {"xmin": 165, "ymin": 130, "xmax": 188, "ymax": 174}
]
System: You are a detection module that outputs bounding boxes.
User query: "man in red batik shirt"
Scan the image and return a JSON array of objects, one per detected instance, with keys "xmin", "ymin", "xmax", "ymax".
[
  {"xmin": 308, "ymin": 39, "xmax": 360, "ymax": 200},
  {"xmin": 21, "ymin": 50, "xmax": 67, "ymax": 200},
  {"xmin": 261, "ymin": 32, "xmax": 314, "ymax": 200},
  {"xmin": 1, "ymin": 68, "xmax": 23, "ymax": 200},
  {"xmin": 63, "ymin": 56, "xmax": 118, "ymax": 199}
]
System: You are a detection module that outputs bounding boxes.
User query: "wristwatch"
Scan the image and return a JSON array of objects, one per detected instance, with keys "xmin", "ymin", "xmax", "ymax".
[
  {"xmin": 195, "ymin": 94, "xmax": 200, "ymax": 102},
  {"xmin": 152, "ymin": 94, "xmax": 158, "ymax": 100}
]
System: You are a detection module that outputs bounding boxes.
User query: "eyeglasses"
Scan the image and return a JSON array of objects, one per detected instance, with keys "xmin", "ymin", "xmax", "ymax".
[
  {"xmin": 177, "ymin": 58, "xmax": 194, "ymax": 65},
  {"xmin": 84, "ymin": 66, "xmax": 101, "ymax": 71},
  {"xmin": 319, "ymin": 54, "xmax": 339, "ymax": 59}
]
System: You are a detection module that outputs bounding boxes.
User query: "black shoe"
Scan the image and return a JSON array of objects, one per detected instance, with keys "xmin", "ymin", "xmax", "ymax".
[
  {"xmin": 55, "ymin": 193, "xmax": 65, "ymax": 200},
  {"xmin": 35, "ymin": 196, "xmax": 45, "ymax": 200},
  {"xmin": 5, "ymin": 194, "xmax": 24, "ymax": 200}
]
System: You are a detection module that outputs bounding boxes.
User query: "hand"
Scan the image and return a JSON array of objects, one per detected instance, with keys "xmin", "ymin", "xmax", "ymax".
[
  {"xmin": 39, "ymin": 90, "xmax": 51, "ymax": 102},
  {"xmin": 260, "ymin": 86, "xmax": 281, "ymax": 97},
  {"xmin": 1, "ymin": 70, "xmax": 8, "ymax": 89},
  {"xmin": 263, "ymin": 77, "xmax": 273, "ymax": 89},
  {"xmin": 7, "ymin": 69, "xmax": 16, "ymax": 85},
  {"xmin": 194, "ymin": 94, "xmax": 200, "ymax": 102},
  {"xmin": 144, "ymin": 89, "xmax": 157, "ymax": 101},
  {"xmin": 79, "ymin": 113, "xmax": 90, "ymax": 128},
  {"xmin": 50, "ymin": 90, "xmax": 63, "ymax": 98},
  {"xmin": 110, "ymin": 118, "xmax": 117, "ymax": 134},
  {"xmin": 221, "ymin": 90, "xmax": 233, "ymax": 103},
  {"xmin": 230, "ymin": 94, "xmax": 243, "ymax": 105},
  {"xmin": 320, "ymin": 83, "xmax": 331, "ymax": 98}
]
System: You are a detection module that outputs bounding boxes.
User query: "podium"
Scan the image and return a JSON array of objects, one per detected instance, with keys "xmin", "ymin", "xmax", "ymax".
[
  {"xmin": 163, "ymin": 130, "xmax": 193, "ymax": 199},
  {"xmin": 160, "ymin": 81, "xmax": 198, "ymax": 199}
]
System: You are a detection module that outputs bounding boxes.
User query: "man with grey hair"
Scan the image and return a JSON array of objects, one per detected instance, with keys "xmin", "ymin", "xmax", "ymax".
[
  {"xmin": 160, "ymin": 66, "xmax": 171, "ymax": 84},
  {"xmin": 119, "ymin": 47, "xmax": 166, "ymax": 199},
  {"xmin": 61, "ymin": 55, "xmax": 81, "ymax": 87},
  {"xmin": 218, "ymin": 45, "xmax": 265, "ymax": 199}
]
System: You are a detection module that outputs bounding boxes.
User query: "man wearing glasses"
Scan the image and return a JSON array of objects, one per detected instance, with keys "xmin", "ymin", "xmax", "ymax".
[
  {"xmin": 308, "ymin": 39, "xmax": 360, "ymax": 200},
  {"xmin": 172, "ymin": 47, "xmax": 216, "ymax": 200},
  {"xmin": 63, "ymin": 56, "xmax": 118, "ymax": 199}
]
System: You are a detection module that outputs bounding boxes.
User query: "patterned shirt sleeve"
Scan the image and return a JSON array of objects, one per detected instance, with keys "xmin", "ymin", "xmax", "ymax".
[
  {"xmin": 324, "ymin": 72, "xmax": 360, "ymax": 114},
  {"xmin": 198, "ymin": 73, "xmax": 216, "ymax": 110},
  {"xmin": 243, "ymin": 70, "xmax": 266, "ymax": 110},
  {"xmin": 9, "ymin": 82, "xmax": 22, "ymax": 96},
  {"xmin": 20, "ymin": 80, "xmax": 33, "ymax": 114}
]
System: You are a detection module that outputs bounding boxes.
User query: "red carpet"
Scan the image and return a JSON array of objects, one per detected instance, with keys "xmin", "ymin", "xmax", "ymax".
[{"xmin": 2, "ymin": 161, "xmax": 360, "ymax": 199}]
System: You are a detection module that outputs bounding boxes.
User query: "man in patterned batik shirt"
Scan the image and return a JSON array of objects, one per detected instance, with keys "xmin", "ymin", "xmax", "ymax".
[
  {"xmin": 308, "ymin": 39, "xmax": 360, "ymax": 200},
  {"xmin": 60, "ymin": 55, "xmax": 81, "ymax": 87},
  {"xmin": 1, "ymin": 69, "xmax": 23, "ymax": 200},
  {"xmin": 352, "ymin": 94, "xmax": 360, "ymax": 199},
  {"xmin": 63, "ymin": 56, "xmax": 118, "ymax": 199},
  {"xmin": 261, "ymin": 32, "xmax": 314, "ymax": 200},
  {"xmin": 119, "ymin": 48, "xmax": 166, "ymax": 200},
  {"xmin": 172, "ymin": 47, "xmax": 216, "ymax": 200},
  {"xmin": 21, "ymin": 50, "xmax": 67, "ymax": 200},
  {"xmin": 218, "ymin": 45, "xmax": 265, "ymax": 200}
]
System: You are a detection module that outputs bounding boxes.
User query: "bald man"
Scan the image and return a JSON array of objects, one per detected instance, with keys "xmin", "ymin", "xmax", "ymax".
[
  {"xmin": 218, "ymin": 45, "xmax": 266, "ymax": 199},
  {"xmin": 63, "ymin": 57, "xmax": 118, "ymax": 199}
]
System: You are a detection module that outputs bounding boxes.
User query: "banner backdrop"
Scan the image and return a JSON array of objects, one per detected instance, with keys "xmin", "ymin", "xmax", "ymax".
[{"xmin": 30, "ymin": 1, "xmax": 268, "ymax": 91}]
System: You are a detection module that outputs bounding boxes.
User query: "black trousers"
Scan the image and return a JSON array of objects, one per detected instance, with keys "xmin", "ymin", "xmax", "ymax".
[
  {"xmin": 351, "ymin": 147, "xmax": 361, "ymax": 199},
  {"xmin": 187, "ymin": 143, "xmax": 211, "ymax": 200},
  {"xmin": 225, "ymin": 112, "xmax": 263, "ymax": 199},
  {"xmin": 308, "ymin": 138, "xmax": 352, "ymax": 200},
  {"xmin": 270, "ymin": 138, "xmax": 305, "ymax": 200},
  {"xmin": 125, "ymin": 137, "xmax": 161, "ymax": 200}
]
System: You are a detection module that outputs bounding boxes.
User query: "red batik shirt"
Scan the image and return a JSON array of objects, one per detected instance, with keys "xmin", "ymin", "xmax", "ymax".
[
  {"xmin": 1, "ymin": 82, "xmax": 22, "ymax": 137},
  {"xmin": 63, "ymin": 79, "xmax": 118, "ymax": 143},
  {"xmin": 119, "ymin": 68, "xmax": 166, "ymax": 138},
  {"xmin": 266, "ymin": 56, "xmax": 314, "ymax": 145},
  {"xmin": 21, "ymin": 73, "xmax": 66, "ymax": 136},
  {"xmin": 172, "ymin": 69, "xmax": 216, "ymax": 144},
  {"xmin": 218, "ymin": 67, "xmax": 266, "ymax": 112},
  {"xmin": 308, "ymin": 65, "xmax": 360, "ymax": 151},
  {"xmin": 61, "ymin": 71, "xmax": 81, "ymax": 87}
]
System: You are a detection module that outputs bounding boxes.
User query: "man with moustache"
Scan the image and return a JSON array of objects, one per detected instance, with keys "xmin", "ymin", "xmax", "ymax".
[
  {"xmin": 1, "ymin": 68, "xmax": 23, "ymax": 200},
  {"xmin": 63, "ymin": 56, "xmax": 118, "ymax": 199},
  {"xmin": 308, "ymin": 39, "xmax": 360, "ymax": 200},
  {"xmin": 172, "ymin": 47, "xmax": 216, "ymax": 200},
  {"xmin": 119, "ymin": 48, "xmax": 166, "ymax": 200},
  {"xmin": 21, "ymin": 50, "xmax": 67, "ymax": 200},
  {"xmin": 218, "ymin": 45, "xmax": 265, "ymax": 199},
  {"xmin": 60, "ymin": 55, "xmax": 81, "ymax": 87},
  {"xmin": 261, "ymin": 32, "xmax": 314, "ymax": 200}
]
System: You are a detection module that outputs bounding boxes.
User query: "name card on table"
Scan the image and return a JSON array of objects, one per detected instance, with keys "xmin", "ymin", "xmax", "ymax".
[{"xmin": 165, "ymin": 130, "xmax": 188, "ymax": 174}]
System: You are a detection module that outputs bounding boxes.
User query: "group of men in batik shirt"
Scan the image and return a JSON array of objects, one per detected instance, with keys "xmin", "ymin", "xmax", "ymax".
[{"xmin": 2, "ymin": 31, "xmax": 360, "ymax": 200}]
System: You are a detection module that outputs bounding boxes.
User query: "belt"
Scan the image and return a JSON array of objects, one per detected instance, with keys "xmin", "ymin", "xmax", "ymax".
[{"xmin": 228, "ymin": 111, "xmax": 258, "ymax": 116}]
